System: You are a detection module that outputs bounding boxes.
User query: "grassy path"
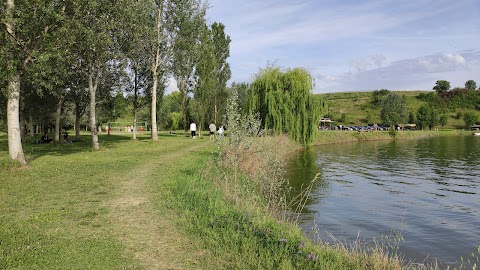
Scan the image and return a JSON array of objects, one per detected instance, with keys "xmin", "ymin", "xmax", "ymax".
[{"xmin": 108, "ymin": 140, "xmax": 209, "ymax": 269}]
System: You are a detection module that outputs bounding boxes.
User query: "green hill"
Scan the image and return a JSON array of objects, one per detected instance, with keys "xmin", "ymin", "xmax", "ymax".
[{"xmin": 316, "ymin": 90, "xmax": 478, "ymax": 129}]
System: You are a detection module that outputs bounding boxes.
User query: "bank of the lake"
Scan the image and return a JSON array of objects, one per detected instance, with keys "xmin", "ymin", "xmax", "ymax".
[{"xmin": 313, "ymin": 129, "xmax": 472, "ymax": 145}]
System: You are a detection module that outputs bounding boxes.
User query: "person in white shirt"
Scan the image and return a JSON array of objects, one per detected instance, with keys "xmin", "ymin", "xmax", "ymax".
[
  {"xmin": 218, "ymin": 125, "xmax": 224, "ymax": 138},
  {"xmin": 208, "ymin": 122, "xmax": 216, "ymax": 140},
  {"xmin": 190, "ymin": 121, "xmax": 197, "ymax": 138}
]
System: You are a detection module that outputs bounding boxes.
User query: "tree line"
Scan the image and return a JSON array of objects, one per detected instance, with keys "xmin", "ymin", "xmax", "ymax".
[
  {"xmin": 378, "ymin": 79, "xmax": 479, "ymax": 130},
  {"xmin": 1, "ymin": 0, "xmax": 231, "ymax": 165}
]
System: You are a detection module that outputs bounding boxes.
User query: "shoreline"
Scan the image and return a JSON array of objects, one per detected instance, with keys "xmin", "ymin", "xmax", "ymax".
[{"xmin": 312, "ymin": 129, "xmax": 472, "ymax": 146}]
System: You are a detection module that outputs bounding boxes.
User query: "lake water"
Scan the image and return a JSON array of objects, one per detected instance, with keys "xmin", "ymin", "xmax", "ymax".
[{"xmin": 285, "ymin": 135, "xmax": 480, "ymax": 268}]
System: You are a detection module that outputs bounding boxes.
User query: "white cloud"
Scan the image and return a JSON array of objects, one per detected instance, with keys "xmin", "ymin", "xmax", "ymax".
[
  {"xmin": 372, "ymin": 54, "xmax": 387, "ymax": 67},
  {"xmin": 315, "ymin": 51, "xmax": 479, "ymax": 92},
  {"xmin": 207, "ymin": 0, "xmax": 480, "ymax": 91}
]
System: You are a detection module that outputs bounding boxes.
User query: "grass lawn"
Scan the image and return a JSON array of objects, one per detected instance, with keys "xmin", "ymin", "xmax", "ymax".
[{"xmin": 0, "ymin": 131, "xmax": 214, "ymax": 269}]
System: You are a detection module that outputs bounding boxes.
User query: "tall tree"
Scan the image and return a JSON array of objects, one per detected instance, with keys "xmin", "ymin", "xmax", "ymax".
[
  {"xmin": 1, "ymin": 0, "xmax": 63, "ymax": 164},
  {"xmin": 3, "ymin": 0, "xmax": 28, "ymax": 164},
  {"xmin": 433, "ymin": 80, "xmax": 450, "ymax": 94},
  {"xmin": 149, "ymin": 0, "xmax": 169, "ymax": 141},
  {"xmin": 67, "ymin": 77, "xmax": 88, "ymax": 141},
  {"xmin": 248, "ymin": 66, "xmax": 317, "ymax": 145},
  {"xmin": 193, "ymin": 23, "xmax": 215, "ymax": 136},
  {"xmin": 170, "ymin": 0, "xmax": 206, "ymax": 133},
  {"xmin": 67, "ymin": 0, "xmax": 121, "ymax": 150},
  {"xmin": 118, "ymin": 0, "xmax": 152, "ymax": 140},
  {"xmin": 465, "ymin": 80, "xmax": 477, "ymax": 91},
  {"xmin": 210, "ymin": 22, "xmax": 231, "ymax": 125},
  {"xmin": 380, "ymin": 92, "xmax": 408, "ymax": 127}
]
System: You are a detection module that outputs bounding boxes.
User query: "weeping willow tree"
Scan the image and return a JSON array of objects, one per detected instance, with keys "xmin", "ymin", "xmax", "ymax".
[{"xmin": 248, "ymin": 66, "xmax": 317, "ymax": 145}]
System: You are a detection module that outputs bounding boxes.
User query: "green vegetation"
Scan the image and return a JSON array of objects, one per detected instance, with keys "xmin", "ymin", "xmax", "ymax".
[
  {"xmin": 248, "ymin": 66, "xmax": 318, "ymax": 145},
  {"xmin": 320, "ymin": 91, "xmax": 427, "ymax": 126},
  {"xmin": 380, "ymin": 92, "xmax": 408, "ymax": 126},
  {"xmin": 319, "ymin": 81, "xmax": 480, "ymax": 130},
  {"xmin": 0, "ymin": 132, "xmax": 202, "ymax": 269},
  {"xmin": 1, "ymin": 125, "xmax": 477, "ymax": 270}
]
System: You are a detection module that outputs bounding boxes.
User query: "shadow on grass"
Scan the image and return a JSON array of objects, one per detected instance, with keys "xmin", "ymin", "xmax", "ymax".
[
  {"xmin": 0, "ymin": 130, "xmax": 202, "ymax": 164},
  {"xmin": 0, "ymin": 133, "xmax": 139, "ymax": 163}
]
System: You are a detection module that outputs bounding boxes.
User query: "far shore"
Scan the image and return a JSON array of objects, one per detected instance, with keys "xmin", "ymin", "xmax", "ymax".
[{"xmin": 313, "ymin": 129, "xmax": 473, "ymax": 146}]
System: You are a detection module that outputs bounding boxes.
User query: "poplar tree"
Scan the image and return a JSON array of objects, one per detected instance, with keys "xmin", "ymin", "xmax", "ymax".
[
  {"xmin": 1, "ymin": 0, "xmax": 64, "ymax": 164},
  {"xmin": 66, "ymin": 0, "xmax": 122, "ymax": 150},
  {"xmin": 194, "ymin": 23, "xmax": 216, "ymax": 135},
  {"xmin": 170, "ymin": 0, "xmax": 206, "ymax": 133},
  {"xmin": 193, "ymin": 21, "xmax": 231, "ymax": 134},
  {"xmin": 210, "ymin": 22, "xmax": 231, "ymax": 125},
  {"xmin": 118, "ymin": 0, "xmax": 152, "ymax": 140}
]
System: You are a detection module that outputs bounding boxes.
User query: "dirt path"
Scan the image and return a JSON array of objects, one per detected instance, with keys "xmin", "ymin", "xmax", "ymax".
[{"xmin": 108, "ymin": 141, "xmax": 208, "ymax": 269}]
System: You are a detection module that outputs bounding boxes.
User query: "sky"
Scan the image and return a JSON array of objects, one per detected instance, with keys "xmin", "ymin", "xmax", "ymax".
[{"xmin": 201, "ymin": 0, "xmax": 480, "ymax": 93}]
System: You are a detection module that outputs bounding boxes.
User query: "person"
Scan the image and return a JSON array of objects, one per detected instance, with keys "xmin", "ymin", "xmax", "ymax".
[
  {"xmin": 139, "ymin": 126, "xmax": 143, "ymax": 134},
  {"xmin": 40, "ymin": 132, "xmax": 53, "ymax": 143},
  {"xmin": 218, "ymin": 125, "xmax": 224, "ymax": 138},
  {"xmin": 208, "ymin": 122, "xmax": 216, "ymax": 140},
  {"xmin": 190, "ymin": 121, "xmax": 197, "ymax": 138},
  {"xmin": 63, "ymin": 132, "xmax": 70, "ymax": 143}
]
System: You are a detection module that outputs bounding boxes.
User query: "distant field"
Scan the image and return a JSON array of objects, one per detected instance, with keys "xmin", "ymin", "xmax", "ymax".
[{"xmin": 316, "ymin": 90, "xmax": 477, "ymax": 129}]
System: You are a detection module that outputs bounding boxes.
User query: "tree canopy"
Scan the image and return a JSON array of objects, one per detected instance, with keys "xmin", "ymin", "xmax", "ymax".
[
  {"xmin": 248, "ymin": 66, "xmax": 317, "ymax": 145},
  {"xmin": 380, "ymin": 92, "xmax": 408, "ymax": 126},
  {"xmin": 1, "ymin": 0, "xmax": 230, "ymax": 164}
]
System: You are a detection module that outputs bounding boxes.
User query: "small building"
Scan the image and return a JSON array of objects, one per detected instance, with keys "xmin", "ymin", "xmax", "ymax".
[
  {"xmin": 397, "ymin": 124, "xmax": 416, "ymax": 130},
  {"xmin": 319, "ymin": 118, "xmax": 334, "ymax": 130},
  {"xmin": 471, "ymin": 125, "xmax": 480, "ymax": 131}
]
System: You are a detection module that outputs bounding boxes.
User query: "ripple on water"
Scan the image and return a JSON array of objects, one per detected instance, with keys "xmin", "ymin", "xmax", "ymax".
[{"xmin": 286, "ymin": 137, "xmax": 480, "ymax": 268}]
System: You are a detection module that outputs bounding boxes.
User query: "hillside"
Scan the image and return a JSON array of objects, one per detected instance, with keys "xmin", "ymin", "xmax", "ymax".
[{"xmin": 316, "ymin": 90, "xmax": 478, "ymax": 129}]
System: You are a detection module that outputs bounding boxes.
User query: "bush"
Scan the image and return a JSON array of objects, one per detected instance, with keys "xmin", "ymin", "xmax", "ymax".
[{"xmin": 463, "ymin": 112, "xmax": 479, "ymax": 129}]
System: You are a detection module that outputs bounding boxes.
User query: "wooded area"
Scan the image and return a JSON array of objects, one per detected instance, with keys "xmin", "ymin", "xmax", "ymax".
[{"xmin": 1, "ymin": 0, "xmax": 231, "ymax": 164}]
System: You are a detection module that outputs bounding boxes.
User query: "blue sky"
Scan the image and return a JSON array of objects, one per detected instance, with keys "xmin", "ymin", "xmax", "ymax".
[{"xmin": 204, "ymin": 0, "xmax": 480, "ymax": 93}]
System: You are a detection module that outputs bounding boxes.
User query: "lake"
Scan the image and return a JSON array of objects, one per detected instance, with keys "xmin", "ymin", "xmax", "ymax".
[{"xmin": 285, "ymin": 135, "xmax": 480, "ymax": 268}]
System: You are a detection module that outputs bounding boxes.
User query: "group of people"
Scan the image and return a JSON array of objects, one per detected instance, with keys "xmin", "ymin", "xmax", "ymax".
[
  {"xmin": 189, "ymin": 121, "xmax": 224, "ymax": 139},
  {"xmin": 37, "ymin": 132, "xmax": 70, "ymax": 144}
]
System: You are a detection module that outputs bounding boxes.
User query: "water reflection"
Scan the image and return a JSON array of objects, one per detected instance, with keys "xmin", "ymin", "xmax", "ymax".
[
  {"xmin": 285, "ymin": 148, "xmax": 327, "ymax": 215},
  {"xmin": 285, "ymin": 136, "xmax": 480, "ymax": 268}
]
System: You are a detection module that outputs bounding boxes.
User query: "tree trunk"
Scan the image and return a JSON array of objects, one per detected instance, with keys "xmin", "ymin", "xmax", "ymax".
[
  {"xmin": 5, "ymin": 0, "xmax": 27, "ymax": 165},
  {"xmin": 19, "ymin": 96, "xmax": 26, "ymax": 142},
  {"xmin": 29, "ymin": 114, "xmax": 34, "ymax": 137},
  {"xmin": 215, "ymin": 103, "xmax": 217, "ymax": 126},
  {"xmin": 150, "ymin": 6, "xmax": 164, "ymax": 142},
  {"xmin": 133, "ymin": 69, "xmax": 138, "ymax": 140},
  {"xmin": 75, "ymin": 106, "xmax": 81, "ymax": 141},
  {"xmin": 88, "ymin": 63, "xmax": 99, "ymax": 150},
  {"xmin": 151, "ymin": 67, "xmax": 158, "ymax": 141},
  {"xmin": 54, "ymin": 96, "xmax": 63, "ymax": 143},
  {"xmin": 7, "ymin": 73, "xmax": 27, "ymax": 165}
]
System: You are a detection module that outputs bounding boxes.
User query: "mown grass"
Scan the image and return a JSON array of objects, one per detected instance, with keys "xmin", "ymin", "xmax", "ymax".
[{"xmin": 0, "ymin": 131, "xmax": 212, "ymax": 269}]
